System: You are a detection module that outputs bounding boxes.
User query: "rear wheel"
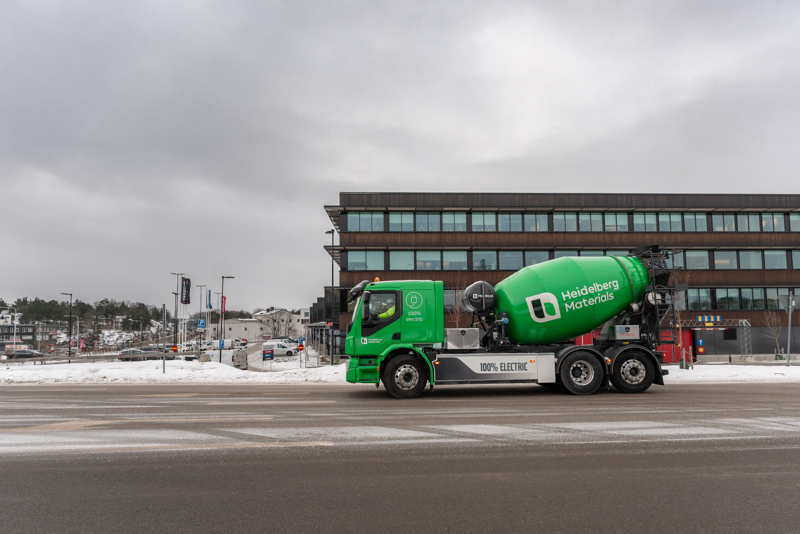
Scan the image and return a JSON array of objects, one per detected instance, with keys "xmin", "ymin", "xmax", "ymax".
[
  {"xmin": 382, "ymin": 354, "xmax": 427, "ymax": 399},
  {"xmin": 611, "ymin": 351, "xmax": 655, "ymax": 393},
  {"xmin": 559, "ymin": 351, "xmax": 603, "ymax": 395}
]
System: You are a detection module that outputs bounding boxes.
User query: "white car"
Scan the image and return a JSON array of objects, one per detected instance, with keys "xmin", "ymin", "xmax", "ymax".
[{"xmin": 262, "ymin": 341, "xmax": 297, "ymax": 356}]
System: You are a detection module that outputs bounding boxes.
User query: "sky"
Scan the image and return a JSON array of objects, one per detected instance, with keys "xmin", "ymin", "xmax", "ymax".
[{"xmin": 2, "ymin": 0, "xmax": 799, "ymax": 312}]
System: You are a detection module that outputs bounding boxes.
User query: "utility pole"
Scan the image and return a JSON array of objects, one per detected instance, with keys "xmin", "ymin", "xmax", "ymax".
[
  {"xmin": 196, "ymin": 284, "xmax": 206, "ymax": 347},
  {"xmin": 326, "ymin": 229, "xmax": 336, "ymax": 365},
  {"xmin": 61, "ymin": 293, "xmax": 72, "ymax": 363},
  {"xmin": 219, "ymin": 276, "xmax": 234, "ymax": 363}
]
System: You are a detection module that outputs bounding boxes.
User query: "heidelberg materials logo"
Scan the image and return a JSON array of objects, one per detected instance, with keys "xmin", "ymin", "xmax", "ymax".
[{"xmin": 526, "ymin": 293, "xmax": 561, "ymax": 323}]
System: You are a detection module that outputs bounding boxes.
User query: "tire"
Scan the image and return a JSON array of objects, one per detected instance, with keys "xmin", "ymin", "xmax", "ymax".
[
  {"xmin": 611, "ymin": 351, "xmax": 655, "ymax": 394},
  {"xmin": 286, "ymin": 350, "xmax": 293, "ymax": 356},
  {"xmin": 382, "ymin": 354, "xmax": 427, "ymax": 399},
  {"xmin": 558, "ymin": 351, "xmax": 604, "ymax": 395}
]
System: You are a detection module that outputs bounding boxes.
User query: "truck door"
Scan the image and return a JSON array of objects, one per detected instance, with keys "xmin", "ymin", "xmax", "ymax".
[{"xmin": 358, "ymin": 290, "xmax": 402, "ymax": 357}]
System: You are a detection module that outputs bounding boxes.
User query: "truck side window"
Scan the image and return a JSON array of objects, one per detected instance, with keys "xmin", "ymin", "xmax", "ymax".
[{"xmin": 368, "ymin": 293, "xmax": 396, "ymax": 321}]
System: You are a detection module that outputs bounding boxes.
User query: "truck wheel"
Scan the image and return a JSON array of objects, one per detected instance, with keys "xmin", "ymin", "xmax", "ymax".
[
  {"xmin": 559, "ymin": 351, "xmax": 603, "ymax": 395},
  {"xmin": 611, "ymin": 351, "xmax": 655, "ymax": 393},
  {"xmin": 382, "ymin": 354, "xmax": 427, "ymax": 399}
]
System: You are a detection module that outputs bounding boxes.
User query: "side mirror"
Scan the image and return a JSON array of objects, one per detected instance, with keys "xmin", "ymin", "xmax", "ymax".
[{"xmin": 361, "ymin": 292, "xmax": 371, "ymax": 322}]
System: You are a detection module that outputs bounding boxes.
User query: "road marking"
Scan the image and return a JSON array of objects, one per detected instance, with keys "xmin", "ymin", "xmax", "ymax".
[
  {"xmin": 226, "ymin": 426, "xmax": 441, "ymax": 441},
  {"xmin": 207, "ymin": 401, "xmax": 336, "ymax": 405},
  {"xmin": 0, "ymin": 441, "xmax": 334, "ymax": 454}
]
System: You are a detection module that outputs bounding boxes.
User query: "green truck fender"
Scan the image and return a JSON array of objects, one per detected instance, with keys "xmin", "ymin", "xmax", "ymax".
[{"xmin": 377, "ymin": 345, "xmax": 436, "ymax": 385}]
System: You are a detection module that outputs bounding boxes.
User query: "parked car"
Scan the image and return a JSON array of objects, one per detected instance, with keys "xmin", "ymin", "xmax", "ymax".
[
  {"xmin": 262, "ymin": 341, "xmax": 297, "ymax": 357},
  {"xmin": 119, "ymin": 348, "xmax": 143, "ymax": 361},
  {"xmin": 7, "ymin": 349, "xmax": 44, "ymax": 359},
  {"xmin": 270, "ymin": 336, "xmax": 298, "ymax": 345}
]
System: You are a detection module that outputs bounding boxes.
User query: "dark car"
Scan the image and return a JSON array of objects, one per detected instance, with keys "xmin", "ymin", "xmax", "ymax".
[{"xmin": 7, "ymin": 349, "xmax": 44, "ymax": 359}]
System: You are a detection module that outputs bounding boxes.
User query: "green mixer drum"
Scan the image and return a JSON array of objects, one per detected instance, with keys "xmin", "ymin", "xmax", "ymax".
[{"xmin": 494, "ymin": 255, "xmax": 650, "ymax": 345}]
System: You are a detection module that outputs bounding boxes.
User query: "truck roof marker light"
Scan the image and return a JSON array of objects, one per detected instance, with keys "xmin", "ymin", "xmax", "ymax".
[
  {"xmin": 374, "ymin": 277, "xmax": 380, "ymax": 282},
  {"xmin": 530, "ymin": 359, "xmax": 535, "ymax": 363},
  {"xmin": 434, "ymin": 361, "xmax": 440, "ymax": 364}
]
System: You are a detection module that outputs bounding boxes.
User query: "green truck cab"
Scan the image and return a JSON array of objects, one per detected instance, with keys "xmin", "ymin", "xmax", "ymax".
[{"xmin": 346, "ymin": 280, "xmax": 443, "ymax": 395}]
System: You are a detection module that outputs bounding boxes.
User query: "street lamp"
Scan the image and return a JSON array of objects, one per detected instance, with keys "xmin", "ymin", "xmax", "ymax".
[
  {"xmin": 326, "ymin": 228, "xmax": 335, "ymax": 366},
  {"xmin": 61, "ymin": 293, "xmax": 73, "ymax": 363},
  {"xmin": 219, "ymin": 276, "xmax": 234, "ymax": 363},
  {"xmin": 170, "ymin": 273, "xmax": 184, "ymax": 345},
  {"xmin": 196, "ymin": 284, "xmax": 207, "ymax": 347}
]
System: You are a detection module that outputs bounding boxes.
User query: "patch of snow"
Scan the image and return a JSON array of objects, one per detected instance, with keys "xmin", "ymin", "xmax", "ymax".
[{"xmin": 663, "ymin": 364, "xmax": 800, "ymax": 383}]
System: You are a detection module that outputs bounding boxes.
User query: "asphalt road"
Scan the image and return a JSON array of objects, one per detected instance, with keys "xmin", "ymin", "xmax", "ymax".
[{"xmin": 2, "ymin": 382, "xmax": 800, "ymax": 533}]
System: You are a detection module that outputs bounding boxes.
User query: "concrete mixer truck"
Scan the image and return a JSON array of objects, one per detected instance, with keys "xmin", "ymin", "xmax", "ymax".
[{"xmin": 345, "ymin": 246, "xmax": 683, "ymax": 398}]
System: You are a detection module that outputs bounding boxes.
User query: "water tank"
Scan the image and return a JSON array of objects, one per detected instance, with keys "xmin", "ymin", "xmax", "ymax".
[{"xmin": 494, "ymin": 255, "xmax": 649, "ymax": 345}]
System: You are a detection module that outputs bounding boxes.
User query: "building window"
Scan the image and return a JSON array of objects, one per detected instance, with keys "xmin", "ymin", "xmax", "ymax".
[
  {"xmin": 442, "ymin": 212, "xmax": 467, "ymax": 231},
  {"xmin": 580, "ymin": 250, "xmax": 604, "ymax": 257},
  {"xmin": 633, "ymin": 212, "xmax": 657, "ymax": 232},
  {"xmin": 525, "ymin": 251, "xmax": 549, "ymax": 266},
  {"xmin": 347, "ymin": 212, "xmax": 384, "ymax": 232},
  {"xmin": 764, "ymin": 250, "xmax": 788, "ymax": 269},
  {"xmin": 741, "ymin": 288, "xmax": 765, "ymax": 310},
  {"xmin": 605, "ymin": 250, "xmax": 630, "ymax": 257},
  {"xmin": 687, "ymin": 288, "xmax": 712, "ymax": 310},
  {"xmin": 790, "ymin": 214, "xmax": 800, "ymax": 232},
  {"xmin": 443, "ymin": 251, "xmax": 468, "ymax": 270},
  {"xmin": 389, "ymin": 251, "xmax": 414, "ymax": 270},
  {"xmin": 389, "ymin": 212, "xmax": 414, "ymax": 232},
  {"xmin": 683, "ymin": 213, "xmax": 708, "ymax": 232},
  {"xmin": 472, "ymin": 212, "xmax": 497, "ymax": 232},
  {"xmin": 416, "ymin": 212, "xmax": 441, "ymax": 232},
  {"xmin": 657, "ymin": 213, "xmax": 681, "ymax": 232},
  {"xmin": 579, "ymin": 212, "xmax": 603, "ymax": 232},
  {"xmin": 473, "ymin": 251, "xmax": 497, "ymax": 270},
  {"xmin": 736, "ymin": 213, "xmax": 759, "ymax": 232},
  {"xmin": 685, "ymin": 250, "xmax": 710, "ymax": 270},
  {"xmin": 347, "ymin": 251, "xmax": 384, "ymax": 271},
  {"xmin": 499, "ymin": 251, "xmax": 524, "ymax": 270},
  {"xmin": 498, "ymin": 213, "xmax": 522, "ymax": 232},
  {"xmin": 766, "ymin": 288, "xmax": 790, "ymax": 310},
  {"xmin": 739, "ymin": 250, "xmax": 762, "ymax": 269},
  {"xmin": 524, "ymin": 213, "xmax": 549, "ymax": 232},
  {"xmin": 443, "ymin": 290, "xmax": 458, "ymax": 312},
  {"xmin": 715, "ymin": 288, "xmax": 740, "ymax": 310},
  {"xmin": 711, "ymin": 213, "xmax": 735, "ymax": 232},
  {"xmin": 714, "ymin": 251, "xmax": 738, "ymax": 270},
  {"xmin": 554, "ymin": 250, "xmax": 578, "ymax": 258},
  {"xmin": 553, "ymin": 212, "xmax": 577, "ymax": 232},
  {"xmin": 604, "ymin": 212, "xmax": 628, "ymax": 232},
  {"xmin": 416, "ymin": 251, "xmax": 441, "ymax": 270},
  {"xmin": 793, "ymin": 250, "xmax": 800, "ymax": 269},
  {"xmin": 762, "ymin": 213, "xmax": 785, "ymax": 232}
]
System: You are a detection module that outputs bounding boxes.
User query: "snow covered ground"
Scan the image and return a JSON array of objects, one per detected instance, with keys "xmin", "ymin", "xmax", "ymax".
[{"xmin": 1, "ymin": 359, "xmax": 800, "ymax": 385}]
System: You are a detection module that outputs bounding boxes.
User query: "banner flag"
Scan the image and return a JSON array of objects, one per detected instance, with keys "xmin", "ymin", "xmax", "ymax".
[
  {"xmin": 222, "ymin": 296, "xmax": 226, "ymax": 313},
  {"xmin": 181, "ymin": 277, "xmax": 191, "ymax": 304},
  {"xmin": 207, "ymin": 289, "xmax": 212, "ymax": 310}
]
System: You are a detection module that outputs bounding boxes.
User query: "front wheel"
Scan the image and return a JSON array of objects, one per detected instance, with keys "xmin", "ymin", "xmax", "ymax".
[
  {"xmin": 286, "ymin": 350, "xmax": 293, "ymax": 356},
  {"xmin": 382, "ymin": 354, "xmax": 427, "ymax": 399},
  {"xmin": 559, "ymin": 351, "xmax": 604, "ymax": 395},
  {"xmin": 611, "ymin": 351, "xmax": 655, "ymax": 393}
]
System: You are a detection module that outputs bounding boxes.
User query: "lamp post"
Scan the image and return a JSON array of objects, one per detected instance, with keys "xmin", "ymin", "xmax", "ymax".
[
  {"xmin": 170, "ymin": 272, "xmax": 184, "ymax": 345},
  {"xmin": 219, "ymin": 276, "xmax": 234, "ymax": 363},
  {"xmin": 196, "ymin": 284, "xmax": 206, "ymax": 347},
  {"xmin": 6, "ymin": 307, "xmax": 18, "ymax": 354},
  {"xmin": 326, "ymin": 228, "xmax": 335, "ymax": 365},
  {"xmin": 61, "ymin": 293, "xmax": 72, "ymax": 363},
  {"xmin": 214, "ymin": 292, "xmax": 221, "ymax": 340}
]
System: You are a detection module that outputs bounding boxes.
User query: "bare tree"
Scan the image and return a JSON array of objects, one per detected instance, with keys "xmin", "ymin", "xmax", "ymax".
[
  {"xmin": 261, "ymin": 309, "xmax": 300, "ymax": 338},
  {"xmin": 763, "ymin": 310, "xmax": 783, "ymax": 356}
]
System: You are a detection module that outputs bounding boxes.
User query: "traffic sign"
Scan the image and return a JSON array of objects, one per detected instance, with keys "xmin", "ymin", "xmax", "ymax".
[
  {"xmin": 298, "ymin": 344, "xmax": 304, "ymax": 352},
  {"xmin": 262, "ymin": 349, "xmax": 274, "ymax": 361},
  {"xmin": 171, "ymin": 345, "xmax": 178, "ymax": 353},
  {"xmin": 327, "ymin": 322, "xmax": 333, "ymax": 327},
  {"xmin": 299, "ymin": 336, "xmax": 305, "ymax": 344},
  {"xmin": 198, "ymin": 319, "xmax": 206, "ymax": 330}
]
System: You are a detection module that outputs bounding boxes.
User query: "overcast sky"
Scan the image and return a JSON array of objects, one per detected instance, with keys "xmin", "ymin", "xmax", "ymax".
[{"xmin": 2, "ymin": 0, "xmax": 799, "ymax": 312}]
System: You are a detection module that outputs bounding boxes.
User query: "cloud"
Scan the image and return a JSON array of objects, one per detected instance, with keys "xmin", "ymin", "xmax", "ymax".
[{"xmin": 1, "ymin": 0, "xmax": 799, "ymax": 308}]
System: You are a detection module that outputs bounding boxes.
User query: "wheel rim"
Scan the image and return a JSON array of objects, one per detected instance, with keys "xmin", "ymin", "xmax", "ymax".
[
  {"xmin": 568, "ymin": 360, "xmax": 594, "ymax": 386},
  {"xmin": 394, "ymin": 364, "xmax": 420, "ymax": 390},
  {"xmin": 620, "ymin": 359, "xmax": 646, "ymax": 385}
]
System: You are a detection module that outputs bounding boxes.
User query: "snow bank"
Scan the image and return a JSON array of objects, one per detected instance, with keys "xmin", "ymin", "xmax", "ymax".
[
  {"xmin": 0, "ymin": 360, "xmax": 347, "ymax": 385},
  {"xmin": 663, "ymin": 364, "xmax": 800, "ymax": 384},
  {"xmin": 2, "ymin": 360, "xmax": 799, "ymax": 386}
]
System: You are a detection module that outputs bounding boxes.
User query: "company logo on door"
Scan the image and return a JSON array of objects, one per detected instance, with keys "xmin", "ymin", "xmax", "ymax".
[{"xmin": 526, "ymin": 293, "xmax": 561, "ymax": 323}]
